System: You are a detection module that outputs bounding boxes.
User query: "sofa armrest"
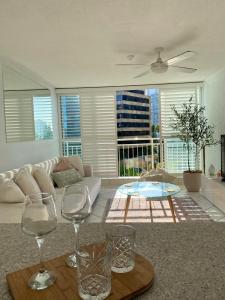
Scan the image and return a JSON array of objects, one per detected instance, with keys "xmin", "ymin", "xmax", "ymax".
[{"xmin": 83, "ymin": 164, "xmax": 93, "ymax": 177}]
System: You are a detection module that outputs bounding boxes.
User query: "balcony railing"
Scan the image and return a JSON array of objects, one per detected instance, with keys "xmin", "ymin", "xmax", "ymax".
[
  {"xmin": 62, "ymin": 141, "xmax": 82, "ymax": 157},
  {"xmin": 62, "ymin": 138, "xmax": 197, "ymax": 176},
  {"xmin": 117, "ymin": 137, "xmax": 164, "ymax": 177}
]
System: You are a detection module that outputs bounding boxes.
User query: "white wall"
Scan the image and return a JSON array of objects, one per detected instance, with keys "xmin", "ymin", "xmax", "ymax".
[
  {"xmin": 0, "ymin": 64, "xmax": 60, "ymax": 172},
  {"xmin": 203, "ymin": 67, "xmax": 225, "ymax": 174}
]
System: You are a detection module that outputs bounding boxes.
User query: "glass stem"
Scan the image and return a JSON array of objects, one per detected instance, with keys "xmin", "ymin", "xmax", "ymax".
[
  {"xmin": 36, "ymin": 237, "xmax": 45, "ymax": 273},
  {"xmin": 73, "ymin": 222, "xmax": 80, "ymax": 253}
]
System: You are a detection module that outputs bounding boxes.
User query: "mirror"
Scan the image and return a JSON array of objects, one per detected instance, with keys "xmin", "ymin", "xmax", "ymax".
[{"xmin": 2, "ymin": 65, "xmax": 53, "ymax": 142}]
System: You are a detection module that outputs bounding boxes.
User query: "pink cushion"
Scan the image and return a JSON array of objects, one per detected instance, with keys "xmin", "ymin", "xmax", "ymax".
[
  {"xmin": 65, "ymin": 156, "xmax": 85, "ymax": 177},
  {"xmin": 53, "ymin": 158, "xmax": 73, "ymax": 173}
]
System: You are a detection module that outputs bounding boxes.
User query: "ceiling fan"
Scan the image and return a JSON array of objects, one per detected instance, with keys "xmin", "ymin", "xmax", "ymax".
[{"xmin": 116, "ymin": 47, "xmax": 197, "ymax": 78}]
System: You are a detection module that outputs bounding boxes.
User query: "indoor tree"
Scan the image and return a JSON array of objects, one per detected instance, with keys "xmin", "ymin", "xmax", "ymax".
[{"xmin": 170, "ymin": 97, "xmax": 219, "ymax": 173}]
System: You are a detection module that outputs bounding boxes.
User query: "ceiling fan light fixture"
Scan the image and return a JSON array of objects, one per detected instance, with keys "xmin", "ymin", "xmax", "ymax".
[{"xmin": 151, "ymin": 61, "xmax": 168, "ymax": 73}]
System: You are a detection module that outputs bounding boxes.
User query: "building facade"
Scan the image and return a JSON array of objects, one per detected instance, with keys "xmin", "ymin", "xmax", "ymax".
[{"xmin": 116, "ymin": 90, "xmax": 151, "ymax": 138}]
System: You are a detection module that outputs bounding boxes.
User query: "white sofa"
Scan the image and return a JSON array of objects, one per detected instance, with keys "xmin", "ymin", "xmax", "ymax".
[{"xmin": 0, "ymin": 157, "xmax": 101, "ymax": 223}]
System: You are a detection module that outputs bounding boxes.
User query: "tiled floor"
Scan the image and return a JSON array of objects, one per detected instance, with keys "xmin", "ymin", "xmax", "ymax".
[
  {"xmin": 87, "ymin": 183, "xmax": 225, "ymax": 223},
  {"xmin": 188, "ymin": 191, "xmax": 225, "ymax": 221}
]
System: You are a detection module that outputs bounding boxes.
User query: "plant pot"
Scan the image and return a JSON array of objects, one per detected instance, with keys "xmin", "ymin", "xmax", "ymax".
[{"xmin": 183, "ymin": 171, "xmax": 202, "ymax": 192}]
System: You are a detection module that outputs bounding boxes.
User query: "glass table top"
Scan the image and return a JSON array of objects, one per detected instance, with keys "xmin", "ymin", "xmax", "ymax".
[{"xmin": 118, "ymin": 181, "xmax": 180, "ymax": 199}]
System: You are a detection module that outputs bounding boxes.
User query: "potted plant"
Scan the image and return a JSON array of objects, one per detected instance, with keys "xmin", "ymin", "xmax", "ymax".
[{"xmin": 171, "ymin": 97, "xmax": 219, "ymax": 192}]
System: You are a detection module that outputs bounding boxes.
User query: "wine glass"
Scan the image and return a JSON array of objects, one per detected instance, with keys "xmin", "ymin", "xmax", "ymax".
[
  {"xmin": 21, "ymin": 193, "xmax": 57, "ymax": 290},
  {"xmin": 61, "ymin": 184, "xmax": 91, "ymax": 268}
]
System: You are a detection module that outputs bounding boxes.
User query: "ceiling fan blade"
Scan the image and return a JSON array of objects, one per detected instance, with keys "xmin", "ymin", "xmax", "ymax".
[
  {"xmin": 167, "ymin": 51, "xmax": 196, "ymax": 65},
  {"xmin": 134, "ymin": 69, "xmax": 151, "ymax": 78},
  {"xmin": 115, "ymin": 63, "xmax": 146, "ymax": 66},
  {"xmin": 169, "ymin": 65, "xmax": 197, "ymax": 73}
]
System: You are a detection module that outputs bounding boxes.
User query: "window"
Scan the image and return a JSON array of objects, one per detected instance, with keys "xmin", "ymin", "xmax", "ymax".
[
  {"xmin": 4, "ymin": 91, "xmax": 53, "ymax": 143},
  {"xmin": 59, "ymin": 92, "xmax": 118, "ymax": 177},
  {"xmin": 33, "ymin": 96, "xmax": 53, "ymax": 140},
  {"xmin": 146, "ymin": 89, "xmax": 160, "ymax": 138},
  {"xmin": 59, "ymin": 95, "xmax": 82, "ymax": 156}
]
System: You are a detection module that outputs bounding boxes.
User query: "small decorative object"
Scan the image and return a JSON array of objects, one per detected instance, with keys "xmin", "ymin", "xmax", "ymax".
[
  {"xmin": 21, "ymin": 193, "xmax": 57, "ymax": 290},
  {"xmin": 208, "ymin": 164, "xmax": 216, "ymax": 176},
  {"xmin": 61, "ymin": 184, "xmax": 91, "ymax": 267},
  {"xmin": 217, "ymin": 170, "xmax": 221, "ymax": 177},
  {"xmin": 76, "ymin": 240, "xmax": 112, "ymax": 300},
  {"xmin": 171, "ymin": 97, "xmax": 219, "ymax": 192},
  {"xmin": 109, "ymin": 225, "xmax": 136, "ymax": 273}
]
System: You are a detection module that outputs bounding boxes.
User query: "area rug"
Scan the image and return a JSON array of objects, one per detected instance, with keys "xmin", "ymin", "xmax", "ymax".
[{"xmin": 104, "ymin": 190, "xmax": 212, "ymax": 223}]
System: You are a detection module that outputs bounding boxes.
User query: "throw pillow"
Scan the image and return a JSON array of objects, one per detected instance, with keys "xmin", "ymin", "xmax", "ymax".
[
  {"xmin": 0, "ymin": 180, "xmax": 25, "ymax": 203},
  {"xmin": 51, "ymin": 169, "xmax": 82, "ymax": 188},
  {"xmin": 64, "ymin": 156, "xmax": 85, "ymax": 177},
  {"xmin": 33, "ymin": 166, "xmax": 56, "ymax": 200},
  {"xmin": 14, "ymin": 168, "xmax": 42, "ymax": 196},
  {"xmin": 53, "ymin": 158, "xmax": 74, "ymax": 173}
]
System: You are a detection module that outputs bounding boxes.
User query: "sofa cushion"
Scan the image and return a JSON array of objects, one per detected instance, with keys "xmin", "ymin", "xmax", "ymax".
[
  {"xmin": 14, "ymin": 168, "xmax": 42, "ymax": 196},
  {"xmin": 64, "ymin": 156, "xmax": 85, "ymax": 177},
  {"xmin": 51, "ymin": 169, "xmax": 82, "ymax": 188},
  {"xmin": 33, "ymin": 166, "xmax": 56, "ymax": 200},
  {"xmin": 53, "ymin": 158, "xmax": 73, "ymax": 173},
  {"xmin": 0, "ymin": 180, "xmax": 25, "ymax": 203}
]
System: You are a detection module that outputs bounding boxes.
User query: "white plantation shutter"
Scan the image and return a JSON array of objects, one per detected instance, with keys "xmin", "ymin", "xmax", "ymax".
[
  {"xmin": 80, "ymin": 90, "xmax": 117, "ymax": 177},
  {"xmin": 4, "ymin": 91, "xmax": 35, "ymax": 142},
  {"xmin": 160, "ymin": 85, "xmax": 201, "ymax": 173},
  {"xmin": 160, "ymin": 86, "xmax": 200, "ymax": 138}
]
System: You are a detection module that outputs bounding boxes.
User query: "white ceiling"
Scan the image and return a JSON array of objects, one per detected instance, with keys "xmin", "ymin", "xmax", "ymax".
[{"xmin": 0, "ymin": 0, "xmax": 225, "ymax": 88}]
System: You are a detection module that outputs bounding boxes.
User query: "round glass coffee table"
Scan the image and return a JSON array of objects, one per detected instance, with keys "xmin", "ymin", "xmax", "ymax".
[{"xmin": 118, "ymin": 181, "xmax": 181, "ymax": 223}]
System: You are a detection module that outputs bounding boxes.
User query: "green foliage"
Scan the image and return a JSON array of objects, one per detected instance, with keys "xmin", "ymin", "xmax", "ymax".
[
  {"xmin": 151, "ymin": 124, "xmax": 160, "ymax": 137},
  {"xmin": 171, "ymin": 97, "xmax": 219, "ymax": 171},
  {"xmin": 119, "ymin": 164, "xmax": 140, "ymax": 177}
]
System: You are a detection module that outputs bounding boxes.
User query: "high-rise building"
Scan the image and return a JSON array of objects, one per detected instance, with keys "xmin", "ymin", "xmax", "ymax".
[
  {"xmin": 147, "ymin": 89, "xmax": 160, "ymax": 125},
  {"xmin": 116, "ymin": 90, "xmax": 151, "ymax": 138}
]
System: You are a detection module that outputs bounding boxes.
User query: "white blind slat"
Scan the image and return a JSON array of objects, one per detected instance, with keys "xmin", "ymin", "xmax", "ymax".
[
  {"xmin": 160, "ymin": 87, "xmax": 199, "ymax": 138},
  {"xmin": 80, "ymin": 92, "xmax": 117, "ymax": 178},
  {"xmin": 161, "ymin": 86, "xmax": 201, "ymax": 173},
  {"xmin": 4, "ymin": 92, "xmax": 35, "ymax": 142}
]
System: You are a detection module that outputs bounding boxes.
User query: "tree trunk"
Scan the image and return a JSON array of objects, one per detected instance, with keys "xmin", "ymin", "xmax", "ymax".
[
  {"xmin": 195, "ymin": 146, "xmax": 198, "ymax": 170},
  {"xmin": 203, "ymin": 147, "xmax": 206, "ymax": 174},
  {"xmin": 187, "ymin": 141, "xmax": 190, "ymax": 172}
]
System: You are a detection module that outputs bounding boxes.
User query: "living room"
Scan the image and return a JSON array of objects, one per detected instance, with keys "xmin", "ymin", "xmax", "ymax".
[{"xmin": 1, "ymin": 0, "xmax": 225, "ymax": 298}]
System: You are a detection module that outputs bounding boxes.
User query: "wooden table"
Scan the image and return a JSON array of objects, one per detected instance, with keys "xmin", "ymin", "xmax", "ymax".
[{"xmin": 118, "ymin": 181, "xmax": 180, "ymax": 223}]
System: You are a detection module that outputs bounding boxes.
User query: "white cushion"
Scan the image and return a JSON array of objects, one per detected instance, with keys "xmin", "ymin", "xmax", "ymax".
[
  {"xmin": 33, "ymin": 166, "xmax": 56, "ymax": 200},
  {"xmin": 0, "ymin": 180, "xmax": 25, "ymax": 203},
  {"xmin": 14, "ymin": 168, "xmax": 41, "ymax": 196}
]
